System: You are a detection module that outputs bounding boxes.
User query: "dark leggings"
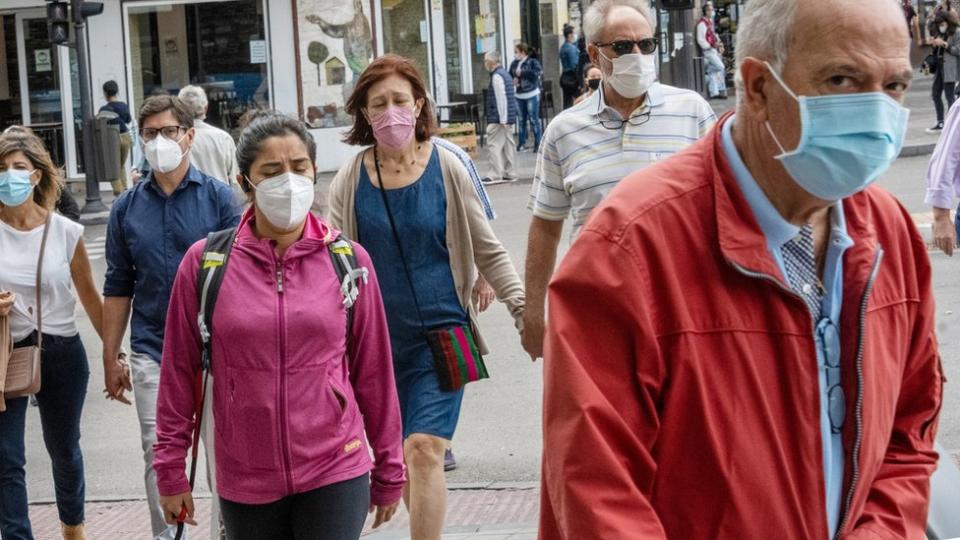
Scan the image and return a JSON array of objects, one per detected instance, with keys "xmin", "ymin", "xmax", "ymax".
[
  {"xmin": 932, "ymin": 70, "xmax": 957, "ymax": 123},
  {"xmin": 219, "ymin": 473, "xmax": 370, "ymax": 540}
]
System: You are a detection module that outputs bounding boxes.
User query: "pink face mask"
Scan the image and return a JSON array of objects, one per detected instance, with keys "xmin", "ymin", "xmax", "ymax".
[{"xmin": 369, "ymin": 106, "xmax": 417, "ymax": 150}]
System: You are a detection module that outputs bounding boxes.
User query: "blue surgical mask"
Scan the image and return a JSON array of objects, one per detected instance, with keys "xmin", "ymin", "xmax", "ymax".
[
  {"xmin": 0, "ymin": 169, "xmax": 36, "ymax": 207},
  {"xmin": 764, "ymin": 62, "xmax": 909, "ymax": 201}
]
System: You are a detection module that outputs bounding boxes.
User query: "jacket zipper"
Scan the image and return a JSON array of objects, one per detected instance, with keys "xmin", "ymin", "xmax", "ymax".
[
  {"xmin": 274, "ymin": 258, "xmax": 293, "ymax": 494},
  {"xmin": 834, "ymin": 247, "xmax": 884, "ymax": 539}
]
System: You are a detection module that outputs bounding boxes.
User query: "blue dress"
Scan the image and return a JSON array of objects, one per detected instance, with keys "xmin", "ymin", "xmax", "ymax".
[{"xmin": 356, "ymin": 146, "xmax": 469, "ymax": 440}]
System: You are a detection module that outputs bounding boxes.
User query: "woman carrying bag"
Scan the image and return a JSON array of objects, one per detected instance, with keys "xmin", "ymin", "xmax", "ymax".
[
  {"xmin": 329, "ymin": 54, "xmax": 525, "ymax": 540},
  {"xmin": 0, "ymin": 131, "xmax": 109, "ymax": 540},
  {"xmin": 154, "ymin": 112, "xmax": 405, "ymax": 539}
]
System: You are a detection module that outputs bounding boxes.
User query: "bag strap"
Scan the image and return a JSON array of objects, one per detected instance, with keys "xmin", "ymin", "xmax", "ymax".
[
  {"xmin": 327, "ymin": 234, "xmax": 367, "ymax": 359},
  {"xmin": 33, "ymin": 211, "xmax": 51, "ymax": 347},
  {"xmin": 174, "ymin": 227, "xmax": 237, "ymax": 540},
  {"xmin": 372, "ymin": 147, "xmax": 428, "ymax": 336}
]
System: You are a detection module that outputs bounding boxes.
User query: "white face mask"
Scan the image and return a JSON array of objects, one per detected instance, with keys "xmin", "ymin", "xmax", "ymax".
[
  {"xmin": 144, "ymin": 134, "xmax": 187, "ymax": 174},
  {"xmin": 599, "ymin": 52, "xmax": 657, "ymax": 99},
  {"xmin": 941, "ymin": 23, "xmax": 949, "ymax": 33},
  {"xmin": 250, "ymin": 172, "xmax": 315, "ymax": 231}
]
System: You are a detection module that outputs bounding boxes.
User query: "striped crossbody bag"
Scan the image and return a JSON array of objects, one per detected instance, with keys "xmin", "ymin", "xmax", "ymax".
[{"xmin": 373, "ymin": 147, "xmax": 488, "ymax": 392}]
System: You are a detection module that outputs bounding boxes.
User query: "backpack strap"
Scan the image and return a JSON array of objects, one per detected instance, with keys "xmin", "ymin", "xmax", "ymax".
[
  {"xmin": 197, "ymin": 228, "xmax": 238, "ymax": 372},
  {"xmin": 328, "ymin": 234, "xmax": 368, "ymax": 356},
  {"xmin": 175, "ymin": 227, "xmax": 237, "ymax": 540}
]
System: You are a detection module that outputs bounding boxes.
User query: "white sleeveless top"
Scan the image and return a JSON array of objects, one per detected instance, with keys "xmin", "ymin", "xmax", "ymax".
[{"xmin": 0, "ymin": 213, "xmax": 84, "ymax": 341}]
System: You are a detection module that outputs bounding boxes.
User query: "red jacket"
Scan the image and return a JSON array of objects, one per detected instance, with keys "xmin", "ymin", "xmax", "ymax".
[{"xmin": 540, "ymin": 115, "xmax": 944, "ymax": 540}]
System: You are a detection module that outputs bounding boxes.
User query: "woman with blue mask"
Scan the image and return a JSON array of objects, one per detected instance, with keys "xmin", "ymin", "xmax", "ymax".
[{"xmin": 0, "ymin": 131, "xmax": 111, "ymax": 540}]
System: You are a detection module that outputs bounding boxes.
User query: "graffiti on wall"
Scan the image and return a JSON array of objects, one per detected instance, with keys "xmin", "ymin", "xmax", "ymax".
[{"xmin": 297, "ymin": 0, "xmax": 373, "ymax": 128}]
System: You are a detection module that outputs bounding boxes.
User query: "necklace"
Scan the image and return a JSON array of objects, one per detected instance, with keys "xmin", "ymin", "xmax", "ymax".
[{"xmin": 379, "ymin": 144, "xmax": 422, "ymax": 174}]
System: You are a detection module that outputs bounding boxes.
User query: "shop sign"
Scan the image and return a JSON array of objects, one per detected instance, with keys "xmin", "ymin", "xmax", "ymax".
[
  {"xmin": 250, "ymin": 40, "xmax": 267, "ymax": 64},
  {"xmin": 35, "ymin": 49, "xmax": 52, "ymax": 73}
]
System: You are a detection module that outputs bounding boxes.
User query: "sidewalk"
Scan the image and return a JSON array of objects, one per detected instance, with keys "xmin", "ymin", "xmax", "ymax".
[{"xmin": 26, "ymin": 484, "xmax": 540, "ymax": 540}]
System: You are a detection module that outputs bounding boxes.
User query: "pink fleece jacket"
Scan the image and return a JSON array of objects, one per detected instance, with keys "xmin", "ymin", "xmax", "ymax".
[{"xmin": 154, "ymin": 210, "xmax": 405, "ymax": 506}]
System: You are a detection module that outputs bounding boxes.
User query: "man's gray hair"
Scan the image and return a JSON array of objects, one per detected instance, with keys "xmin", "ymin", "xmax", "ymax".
[
  {"xmin": 485, "ymin": 50, "xmax": 501, "ymax": 64},
  {"xmin": 582, "ymin": 0, "xmax": 655, "ymax": 44},
  {"xmin": 177, "ymin": 85, "xmax": 208, "ymax": 119}
]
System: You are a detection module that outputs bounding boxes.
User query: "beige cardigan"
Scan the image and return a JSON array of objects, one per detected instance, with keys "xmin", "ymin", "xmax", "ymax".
[{"xmin": 327, "ymin": 145, "xmax": 525, "ymax": 353}]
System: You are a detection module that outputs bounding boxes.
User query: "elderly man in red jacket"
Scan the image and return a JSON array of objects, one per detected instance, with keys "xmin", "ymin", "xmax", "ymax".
[{"xmin": 540, "ymin": 0, "xmax": 944, "ymax": 538}]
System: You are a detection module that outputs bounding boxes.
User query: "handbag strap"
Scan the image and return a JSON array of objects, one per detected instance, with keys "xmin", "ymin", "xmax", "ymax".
[
  {"xmin": 372, "ymin": 147, "xmax": 428, "ymax": 336},
  {"xmin": 33, "ymin": 211, "xmax": 51, "ymax": 349}
]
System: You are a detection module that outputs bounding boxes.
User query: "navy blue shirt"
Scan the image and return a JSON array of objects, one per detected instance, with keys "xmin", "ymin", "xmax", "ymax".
[
  {"xmin": 98, "ymin": 101, "xmax": 132, "ymax": 133},
  {"xmin": 103, "ymin": 166, "xmax": 241, "ymax": 363},
  {"xmin": 560, "ymin": 41, "xmax": 579, "ymax": 73}
]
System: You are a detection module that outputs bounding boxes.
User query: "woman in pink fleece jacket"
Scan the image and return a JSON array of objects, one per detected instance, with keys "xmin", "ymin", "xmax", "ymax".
[{"xmin": 153, "ymin": 112, "xmax": 405, "ymax": 539}]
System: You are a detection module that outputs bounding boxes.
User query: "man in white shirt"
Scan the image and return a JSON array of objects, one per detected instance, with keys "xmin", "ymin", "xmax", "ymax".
[
  {"xmin": 521, "ymin": 0, "xmax": 717, "ymax": 360},
  {"xmin": 697, "ymin": 2, "xmax": 729, "ymax": 100},
  {"xmin": 482, "ymin": 50, "xmax": 519, "ymax": 184},
  {"xmin": 177, "ymin": 85, "xmax": 239, "ymax": 186}
]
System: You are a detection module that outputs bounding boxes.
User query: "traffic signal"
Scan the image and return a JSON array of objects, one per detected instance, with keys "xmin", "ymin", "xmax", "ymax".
[
  {"xmin": 46, "ymin": 1, "xmax": 69, "ymax": 45},
  {"xmin": 78, "ymin": 2, "xmax": 104, "ymax": 19}
]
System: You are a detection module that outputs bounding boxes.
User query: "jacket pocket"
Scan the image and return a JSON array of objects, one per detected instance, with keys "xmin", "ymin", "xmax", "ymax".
[{"xmin": 217, "ymin": 366, "xmax": 282, "ymax": 473}]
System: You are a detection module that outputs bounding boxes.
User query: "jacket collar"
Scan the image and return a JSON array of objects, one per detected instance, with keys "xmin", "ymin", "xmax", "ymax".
[
  {"xmin": 235, "ymin": 207, "xmax": 336, "ymax": 260},
  {"xmin": 709, "ymin": 112, "xmax": 879, "ymax": 277}
]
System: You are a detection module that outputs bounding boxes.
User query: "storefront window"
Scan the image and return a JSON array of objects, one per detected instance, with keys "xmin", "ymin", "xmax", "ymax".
[
  {"xmin": 469, "ymin": 0, "xmax": 502, "ymax": 94},
  {"xmin": 127, "ymin": 0, "xmax": 270, "ymax": 137},
  {"xmin": 0, "ymin": 15, "xmax": 23, "ymax": 130},
  {"xmin": 443, "ymin": 0, "xmax": 462, "ymax": 97},
  {"xmin": 381, "ymin": 0, "xmax": 431, "ymax": 86},
  {"xmin": 296, "ymin": 0, "xmax": 374, "ymax": 128}
]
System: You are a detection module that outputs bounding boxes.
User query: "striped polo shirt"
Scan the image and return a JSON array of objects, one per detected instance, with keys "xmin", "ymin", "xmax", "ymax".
[{"xmin": 528, "ymin": 83, "xmax": 717, "ymax": 239}]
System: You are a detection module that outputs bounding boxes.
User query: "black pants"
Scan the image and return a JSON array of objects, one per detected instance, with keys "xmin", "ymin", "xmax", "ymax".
[
  {"xmin": 932, "ymin": 70, "xmax": 956, "ymax": 123},
  {"xmin": 560, "ymin": 71, "xmax": 580, "ymax": 110},
  {"xmin": 219, "ymin": 473, "xmax": 370, "ymax": 540}
]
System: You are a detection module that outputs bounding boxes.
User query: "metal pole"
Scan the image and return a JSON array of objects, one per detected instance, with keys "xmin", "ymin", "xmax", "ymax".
[{"xmin": 74, "ymin": 0, "xmax": 106, "ymax": 214}]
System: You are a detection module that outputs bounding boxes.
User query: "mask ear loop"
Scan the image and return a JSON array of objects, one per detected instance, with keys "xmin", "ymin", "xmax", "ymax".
[{"xmin": 762, "ymin": 61, "xmax": 799, "ymax": 156}]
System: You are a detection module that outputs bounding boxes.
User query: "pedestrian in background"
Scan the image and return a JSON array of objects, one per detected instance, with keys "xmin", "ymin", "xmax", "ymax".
[
  {"xmin": 926, "ymin": 10, "xmax": 960, "ymax": 133},
  {"xmin": 510, "ymin": 43, "xmax": 543, "ymax": 152},
  {"xmin": 482, "ymin": 50, "xmax": 518, "ymax": 185},
  {"xmin": 574, "ymin": 63, "xmax": 602, "ymax": 105},
  {"xmin": 926, "ymin": 98, "xmax": 960, "ymax": 255},
  {"xmin": 155, "ymin": 112, "xmax": 404, "ymax": 539},
  {"xmin": 523, "ymin": 0, "xmax": 715, "ymax": 361},
  {"xmin": 329, "ymin": 54, "xmax": 525, "ymax": 540},
  {"xmin": 176, "ymin": 85, "xmax": 240, "ymax": 190},
  {"xmin": 540, "ymin": 0, "xmax": 940, "ymax": 537},
  {"xmin": 101, "ymin": 95, "xmax": 240, "ymax": 540},
  {"xmin": 0, "ymin": 131, "xmax": 108, "ymax": 540},
  {"xmin": 697, "ymin": 2, "xmax": 728, "ymax": 100},
  {"xmin": 98, "ymin": 80, "xmax": 132, "ymax": 196},
  {"xmin": 560, "ymin": 25, "xmax": 581, "ymax": 109}
]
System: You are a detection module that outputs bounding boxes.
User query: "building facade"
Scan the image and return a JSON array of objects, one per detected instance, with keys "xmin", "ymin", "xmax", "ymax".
[{"xmin": 1, "ymin": 0, "xmax": 536, "ymax": 174}]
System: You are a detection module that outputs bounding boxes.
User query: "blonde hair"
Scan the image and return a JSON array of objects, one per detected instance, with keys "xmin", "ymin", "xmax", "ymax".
[{"xmin": 0, "ymin": 129, "xmax": 63, "ymax": 210}]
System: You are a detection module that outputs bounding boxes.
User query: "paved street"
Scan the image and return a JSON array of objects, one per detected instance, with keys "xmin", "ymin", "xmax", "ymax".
[{"xmin": 20, "ymin": 150, "xmax": 960, "ymax": 537}]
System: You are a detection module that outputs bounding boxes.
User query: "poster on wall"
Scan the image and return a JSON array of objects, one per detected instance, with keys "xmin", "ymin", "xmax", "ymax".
[{"xmin": 296, "ymin": 0, "xmax": 374, "ymax": 129}]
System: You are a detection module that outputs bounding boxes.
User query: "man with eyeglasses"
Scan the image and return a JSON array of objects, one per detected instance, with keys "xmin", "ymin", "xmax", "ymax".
[
  {"xmin": 522, "ymin": 0, "xmax": 716, "ymax": 360},
  {"xmin": 540, "ymin": 0, "xmax": 942, "ymax": 538},
  {"xmin": 101, "ymin": 95, "xmax": 240, "ymax": 540}
]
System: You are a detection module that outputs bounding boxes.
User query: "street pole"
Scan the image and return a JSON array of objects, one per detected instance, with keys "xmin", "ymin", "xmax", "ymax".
[{"xmin": 73, "ymin": 0, "xmax": 106, "ymax": 214}]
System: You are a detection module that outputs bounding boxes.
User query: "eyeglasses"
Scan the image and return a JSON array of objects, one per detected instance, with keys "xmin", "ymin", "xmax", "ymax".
[
  {"xmin": 816, "ymin": 318, "xmax": 845, "ymax": 434},
  {"xmin": 595, "ymin": 38, "xmax": 658, "ymax": 56},
  {"xmin": 598, "ymin": 97, "xmax": 651, "ymax": 130},
  {"xmin": 140, "ymin": 125, "xmax": 186, "ymax": 141}
]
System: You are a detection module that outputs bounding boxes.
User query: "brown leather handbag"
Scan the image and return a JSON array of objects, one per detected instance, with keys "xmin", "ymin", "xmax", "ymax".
[{"xmin": 0, "ymin": 212, "xmax": 50, "ymax": 411}]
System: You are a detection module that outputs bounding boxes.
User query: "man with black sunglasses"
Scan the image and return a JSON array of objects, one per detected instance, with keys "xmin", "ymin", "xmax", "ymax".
[
  {"xmin": 101, "ymin": 95, "xmax": 240, "ymax": 540},
  {"xmin": 522, "ymin": 0, "xmax": 716, "ymax": 361}
]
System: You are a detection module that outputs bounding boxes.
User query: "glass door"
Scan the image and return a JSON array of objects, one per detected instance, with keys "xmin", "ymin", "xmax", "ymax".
[
  {"xmin": 380, "ymin": 0, "xmax": 433, "ymax": 92},
  {"xmin": 10, "ymin": 10, "xmax": 78, "ymax": 175}
]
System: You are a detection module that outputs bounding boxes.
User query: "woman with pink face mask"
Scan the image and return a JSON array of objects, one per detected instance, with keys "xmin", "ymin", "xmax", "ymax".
[{"xmin": 329, "ymin": 54, "xmax": 525, "ymax": 540}]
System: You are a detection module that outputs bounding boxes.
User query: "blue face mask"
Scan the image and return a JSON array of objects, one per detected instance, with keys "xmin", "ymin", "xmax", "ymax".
[
  {"xmin": 0, "ymin": 169, "xmax": 36, "ymax": 207},
  {"xmin": 764, "ymin": 63, "xmax": 909, "ymax": 201}
]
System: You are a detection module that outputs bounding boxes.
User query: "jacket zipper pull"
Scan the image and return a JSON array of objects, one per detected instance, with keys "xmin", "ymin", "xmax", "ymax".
[{"xmin": 276, "ymin": 262, "xmax": 284, "ymax": 293}]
